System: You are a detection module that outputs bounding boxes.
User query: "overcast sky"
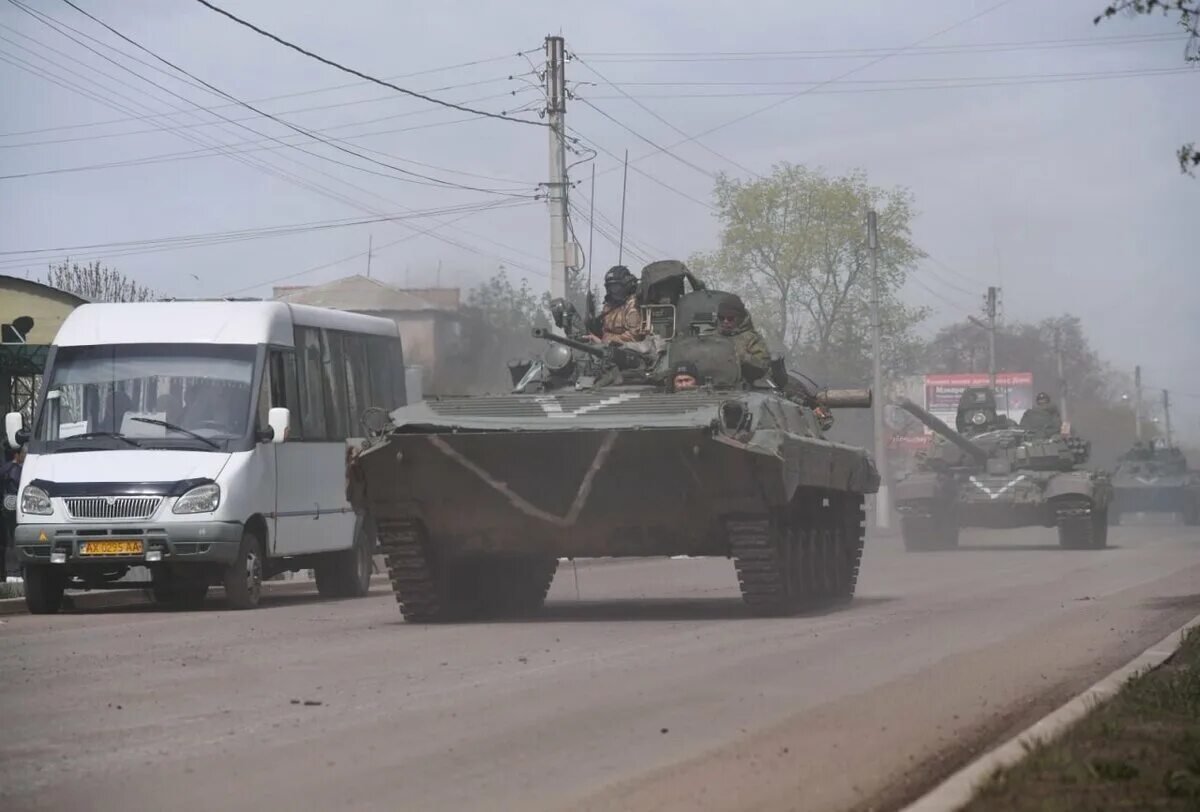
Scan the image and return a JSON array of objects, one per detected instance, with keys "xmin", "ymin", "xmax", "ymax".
[{"xmin": 1, "ymin": 0, "xmax": 1196, "ymax": 435}]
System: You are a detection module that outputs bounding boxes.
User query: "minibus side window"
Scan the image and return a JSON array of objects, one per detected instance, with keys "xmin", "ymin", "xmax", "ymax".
[
  {"xmin": 267, "ymin": 350, "xmax": 300, "ymax": 437},
  {"xmin": 320, "ymin": 330, "xmax": 350, "ymax": 440},
  {"xmin": 342, "ymin": 334, "xmax": 370, "ymax": 431},
  {"xmin": 295, "ymin": 327, "xmax": 327, "ymax": 440}
]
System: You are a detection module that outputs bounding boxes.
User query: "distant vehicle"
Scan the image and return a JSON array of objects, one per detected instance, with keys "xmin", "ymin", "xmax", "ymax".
[
  {"xmin": 894, "ymin": 392, "xmax": 1111, "ymax": 551},
  {"xmin": 1110, "ymin": 442, "xmax": 1200, "ymax": 525},
  {"xmin": 4, "ymin": 301, "xmax": 406, "ymax": 613},
  {"xmin": 347, "ymin": 261, "xmax": 879, "ymax": 622}
]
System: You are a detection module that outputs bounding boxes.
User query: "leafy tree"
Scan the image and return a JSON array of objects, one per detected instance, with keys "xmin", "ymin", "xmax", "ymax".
[
  {"xmin": 1096, "ymin": 1, "xmax": 1199, "ymax": 173},
  {"xmin": 46, "ymin": 261, "xmax": 157, "ymax": 302},
  {"xmin": 690, "ymin": 163, "xmax": 928, "ymax": 384}
]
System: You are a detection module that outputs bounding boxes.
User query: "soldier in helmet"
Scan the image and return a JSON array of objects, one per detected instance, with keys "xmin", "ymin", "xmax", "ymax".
[
  {"xmin": 1020, "ymin": 391, "xmax": 1063, "ymax": 437},
  {"xmin": 587, "ymin": 265, "xmax": 646, "ymax": 345},
  {"xmin": 716, "ymin": 296, "xmax": 770, "ymax": 383}
]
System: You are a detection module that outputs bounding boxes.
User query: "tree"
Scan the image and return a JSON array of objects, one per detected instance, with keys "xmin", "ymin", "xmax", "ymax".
[
  {"xmin": 691, "ymin": 164, "xmax": 928, "ymax": 383},
  {"xmin": 1096, "ymin": 1, "xmax": 1199, "ymax": 174},
  {"xmin": 46, "ymin": 261, "xmax": 157, "ymax": 302}
]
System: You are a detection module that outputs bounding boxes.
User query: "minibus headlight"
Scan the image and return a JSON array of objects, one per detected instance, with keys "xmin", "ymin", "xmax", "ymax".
[
  {"xmin": 21, "ymin": 484, "xmax": 53, "ymax": 515},
  {"xmin": 173, "ymin": 483, "xmax": 220, "ymax": 514}
]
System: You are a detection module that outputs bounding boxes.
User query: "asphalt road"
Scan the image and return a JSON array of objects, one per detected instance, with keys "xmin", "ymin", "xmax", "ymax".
[{"xmin": 2, "ymin": 522, "xmax": 1198, "ymax": 812}]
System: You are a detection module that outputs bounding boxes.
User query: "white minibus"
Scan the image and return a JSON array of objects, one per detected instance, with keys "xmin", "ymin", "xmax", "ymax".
[{"xmin": 3, "ymin": 301, "xmax": 406, "ymax": 612}]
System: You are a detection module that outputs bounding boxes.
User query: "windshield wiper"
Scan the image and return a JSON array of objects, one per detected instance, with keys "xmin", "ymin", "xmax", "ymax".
[
  {"xmin": 130, "ymin": 417, "xmax": 221, "ymax": 450},
  {"xmin": 64, "ymin": 431, "xmax": 140, "ymax": 447}
]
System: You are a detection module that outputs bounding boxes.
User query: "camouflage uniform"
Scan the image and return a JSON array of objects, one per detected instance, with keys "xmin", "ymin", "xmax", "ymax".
[
  {"xmin": 720, "ymin": 314, "xmax": 771, "ymax": 383},
  {"xmin": 1019, "ymin": 403, "xmax": 1062, "ymax": 436},
  {"xmin": 599, "ymin": 295, "xmax": 645, "ymax": 343}
]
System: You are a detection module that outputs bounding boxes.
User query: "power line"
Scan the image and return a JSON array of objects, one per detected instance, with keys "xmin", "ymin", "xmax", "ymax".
[
  {"xmin": 568, "ymin": 126, "xmax": 716, "ymax": 212},
  {"xmin": 38, "ymin": 0, "xmax": 534, "ymax": 197},
  {"xmin": 5, "ymin": 6, "xmax": 546, "ymax": 286},
  {"xmin": 582, "ymin": 66, "xmax": 1195, "ymax": 98},
  {"xmin": 577, "ymin": 32, "xmax": 1186, "ymax": 61},
  {"xmin": 0, "ymin": 50, "xmax": 533, "ymax": 138},
  {"xmin": 577, "ymin": 98, "xmax": 718, "ymax": 180},
  {"xmin": 189, "ymin": 0, "xmax": 546, "ymax": 127},
  {"xmin": 571, "ymin": 52, "xmax": 758, "ymax": 178}
]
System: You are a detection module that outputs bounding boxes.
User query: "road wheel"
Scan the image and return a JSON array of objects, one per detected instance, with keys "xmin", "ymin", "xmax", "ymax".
[
  {"xmin": 24, "ymin": 565, "xmax": 66, "ymax": 615},
  {"xmin": 223, "ymin": 529, "xmax": 263, "ymax": 609},
  {"xmin": 151, "ymin": 570, "xmax": 209, "ymax": 610},
  {"xmin": 315, "ymin": 515, "xmax": 376, "ymax": 599}
]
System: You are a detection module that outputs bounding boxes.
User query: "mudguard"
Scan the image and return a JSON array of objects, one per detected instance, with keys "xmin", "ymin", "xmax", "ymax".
[{"xmin": 1045, "ymin": 471, "xmax": 1099, "ymax": 502}]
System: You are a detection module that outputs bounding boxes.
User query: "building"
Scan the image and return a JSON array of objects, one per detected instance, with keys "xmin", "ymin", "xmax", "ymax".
[
  {"xmin": 274, "ymin": 275, "xmax": 463, "ymax": 394},
  {"xmin": 1, "ymin": 275, "xmax": 87, "ymax": 418}
]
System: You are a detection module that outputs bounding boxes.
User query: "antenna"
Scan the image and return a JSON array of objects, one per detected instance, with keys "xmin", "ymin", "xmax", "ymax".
[
  {"xmin": 618, "ymin": 149, "xmax": 629, "ymax": 266},
  {"xmin": 366, "ymin": 234, "xmax": 373, "ymax": 278}
]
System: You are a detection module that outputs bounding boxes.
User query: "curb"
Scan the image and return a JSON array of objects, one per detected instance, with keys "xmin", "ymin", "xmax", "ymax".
[
  {"xmin": 0, "ymin": 573, "xmax": 391, "ymax": 617},
  {"xmin": 899, "ymin": 612, "xmax": 1200, "ymax": 812}
]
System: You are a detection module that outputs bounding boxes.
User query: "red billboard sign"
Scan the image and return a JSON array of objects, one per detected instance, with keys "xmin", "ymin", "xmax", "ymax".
[{"xmin": 923, "ymin": 372, "xmax": 1034, "ymax": 430}]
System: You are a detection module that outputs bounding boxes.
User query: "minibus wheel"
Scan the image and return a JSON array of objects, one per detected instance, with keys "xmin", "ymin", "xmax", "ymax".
[
  {"xmin": 223, "ymin": 530, "xmax": 263, "ymax": 609},
  {"xmin": 24, "ymin": 565, "xmax": 67, "ymax": 615}
]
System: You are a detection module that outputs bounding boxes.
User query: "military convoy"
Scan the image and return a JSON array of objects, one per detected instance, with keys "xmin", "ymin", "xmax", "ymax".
[
  {"xmin": 894, "ymin": 389, "xmax": 1111, "ymax": 551},
  {"xmin": 346, "ymin": 261, "xmax": 880, "ymax": 622},
  {"xmin": 1111, "ymin": 442, "xmax": 1199, "ymax": 525}
]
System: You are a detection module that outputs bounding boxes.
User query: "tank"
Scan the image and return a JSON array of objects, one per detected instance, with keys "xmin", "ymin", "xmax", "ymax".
[
  {"xmin": 1110, "ymin": 443, "xmax": 1200, "ymax": 525},
  {"xmin": 892, "ymin": 396, "xmax": 1112, "ymax": 551},
  {"xmin": 346, "ymin": 264, "xmax": 879, "ymax": 622}
]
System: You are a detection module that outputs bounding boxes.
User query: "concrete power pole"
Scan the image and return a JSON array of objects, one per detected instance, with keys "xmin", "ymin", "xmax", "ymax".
[
  {"xmin": 545, "ymin": 35, "xmax": 570, "ymax": 301},
  {"xmin": 867, "ymin": 210, "xmax": 889, "ymax": 529},
  {"xmin": 1054, "ymin": 323, "xmax": 1069, "ymax": 424},
  {"xmin": 985, "ymin": 286, "xmax": 998, "ymax": 392},
  {"xmin": 1162, "ymin": 389, "xmax": 1173, "ymax": 448},
  {"xmin": 1134, "ymin": 365, "xmax": 1143, "ymax": 441}
]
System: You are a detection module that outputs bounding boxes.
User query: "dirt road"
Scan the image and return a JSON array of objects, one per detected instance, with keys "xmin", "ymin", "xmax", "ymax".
[{"xmin": 2, "ymin": 523, "xmax": 1197, "ymax": 811}]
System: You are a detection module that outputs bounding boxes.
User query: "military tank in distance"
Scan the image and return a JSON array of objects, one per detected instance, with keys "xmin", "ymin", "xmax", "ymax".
[
  {"xmin": 893, "ymin": 391, "xmax": 1111, "ymax": 551},
  {"xmin": 346, "ymin": 261, "xmax": 880, "ymax": 621},
  {"xmin": 1110, "ymin": 441, "xmax": 1199, "ymax": 525}
]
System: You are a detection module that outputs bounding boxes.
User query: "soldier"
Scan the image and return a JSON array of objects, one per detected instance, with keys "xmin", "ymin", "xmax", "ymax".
[
  {"xmin": 587, "ymin": 265, "xmax": 645, "ymax": 345},
  {"xmin": 1020, "ymin": 391, "xmax": 1063, "ymax": 437},
  {"xmin": 670, "ymin": 361, "xmax": 700, "ymax": 392},
  {"xmin": 716, "ymin": 297, "xmax": 770, "ymax": 383}
]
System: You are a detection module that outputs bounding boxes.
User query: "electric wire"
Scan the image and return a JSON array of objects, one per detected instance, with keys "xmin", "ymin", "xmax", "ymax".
[{"xmin": 188, "ymin": 0, "xmax": 546, "ymax": 127}]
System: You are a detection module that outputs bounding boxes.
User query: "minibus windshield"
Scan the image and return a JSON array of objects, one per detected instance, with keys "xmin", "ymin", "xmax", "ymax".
[{"xmin": 35, "ymin": 343, "xmax": 257, "ymax": 452}]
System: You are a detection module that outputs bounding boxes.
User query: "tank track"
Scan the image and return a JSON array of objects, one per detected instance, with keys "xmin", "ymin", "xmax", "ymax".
[
  {"xmin": 477, "ymin": 557, "xmax": 558, "ymax": 616},
  {"xmin": 377, "ymin": 518, "xmax": 449, "ymax": 622},
  {"xmin": 1055, "ymin": 498, "xmax": 1107, "ymax": 550},
  {"xmin": 730, "ymin": 493, "xmax": 866, "ymax": 616}
]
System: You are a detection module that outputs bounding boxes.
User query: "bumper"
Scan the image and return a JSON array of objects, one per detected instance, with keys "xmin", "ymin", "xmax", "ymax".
[{"xmin": 14, "ymin": 521, "xmax": 244, "ymax": 567}]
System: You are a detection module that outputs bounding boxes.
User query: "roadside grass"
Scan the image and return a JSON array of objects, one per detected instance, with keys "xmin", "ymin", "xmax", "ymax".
[
  {"xmin": 0, "ymin": 581, "xmax": 23, "ymax": 599},
  {"xmin": 963, "ymin": 627, "xmax": 1200, "ymax": 811}
]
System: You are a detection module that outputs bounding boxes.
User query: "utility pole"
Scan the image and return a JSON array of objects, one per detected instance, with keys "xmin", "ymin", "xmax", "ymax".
[
  {"xmin": 545, "ymin": 35, "xmax": 570, "ymax": 301},
  {"xmin": 867, "ymin": 210, "xmax": 889, "ymax": 530},
  {"xmin": 1053, "ymin": 323, "xmax": 1069, "ymax": 424},
  {"xmin": 1134, "ymin": 365, "xmax": 1143, "ymax": 441},
  {"xmin": 985, "ymin": 286, "xmax": 998, "ymax": 392},
  {"xmin": 1162, "ymin": 389, "xmax": 1173, "ymax": 448}
]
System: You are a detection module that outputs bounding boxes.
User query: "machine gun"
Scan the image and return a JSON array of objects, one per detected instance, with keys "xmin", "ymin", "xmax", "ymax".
[{"xmin": 530, "ymin": 327, "xmax": 650, "ymax": 371}]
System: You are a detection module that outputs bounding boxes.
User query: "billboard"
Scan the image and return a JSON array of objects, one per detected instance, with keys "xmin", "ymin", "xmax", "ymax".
[{"xmin": 923, "ymin": 372, "xmax": 1034, "ymax": 430}]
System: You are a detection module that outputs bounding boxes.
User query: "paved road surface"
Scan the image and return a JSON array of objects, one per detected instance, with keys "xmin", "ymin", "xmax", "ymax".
[{"xmin": 2, "ymin": 523, "xmax": 1197, "ymax": 812}]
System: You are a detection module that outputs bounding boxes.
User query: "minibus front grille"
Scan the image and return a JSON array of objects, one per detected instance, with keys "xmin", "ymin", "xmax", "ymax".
[{"xmin": 65, "ymin": 496, "xmax": 163, "ymax": 521}]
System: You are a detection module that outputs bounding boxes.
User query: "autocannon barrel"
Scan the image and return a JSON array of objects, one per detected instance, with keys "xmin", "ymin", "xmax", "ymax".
[
  {"xmin": 817, "ymin": 388, "xmax": 872, "ymax": 409},
  {"xmin": 530, "ymin": 326, "xmax": 606, "ymax": 359},
  {"xmin": 897, "ymin": 398, "xmax": 990, "ymax": 465}
]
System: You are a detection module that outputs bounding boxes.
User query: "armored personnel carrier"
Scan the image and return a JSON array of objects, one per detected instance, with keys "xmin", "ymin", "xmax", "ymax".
[
  {"xmin": 347, "ymin": 261, "xmax": 879, "ymax": 621},
  {"xmin": 894, "ymin": 394, "xmax": 1111, "ymax": 551},
  {"xmin": 1111, "ymin": 442, "xmax": 1199, "ymax": 525}
]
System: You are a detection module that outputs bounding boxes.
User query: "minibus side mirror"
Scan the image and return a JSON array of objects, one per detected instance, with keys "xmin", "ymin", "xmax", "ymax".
[
  {"xmin": 4, "ymin": 412, "xmax": 25, "ymax": 448},
  {"xmin": 267, "ymin": 408, "xmax": 290, "ymax": 444}
]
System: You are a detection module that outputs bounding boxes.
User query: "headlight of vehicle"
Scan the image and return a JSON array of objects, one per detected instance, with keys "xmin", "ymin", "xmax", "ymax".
[
  {"xmin": 173, "ymin": 483, "xmax": 220, "ymax": 514},
  {"xmin": 21, "ymin": 484, "xmax": 53, "ymax": 515}
]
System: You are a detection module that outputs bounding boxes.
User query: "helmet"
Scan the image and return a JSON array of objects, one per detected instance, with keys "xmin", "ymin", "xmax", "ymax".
[
  {"xmin": 716, "ymin": 296, "xmax": 748, "ymax": 334},
  {"xmin": 603, "ymin": 265, "xmax": 637, "ymax": 303},
  {"xmin": 1036, "ymin": 391, "xmax": 1051, "ymax": 405}
]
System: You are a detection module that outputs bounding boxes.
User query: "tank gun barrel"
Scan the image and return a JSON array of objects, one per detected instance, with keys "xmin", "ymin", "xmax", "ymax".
[
  {"xmin": 897, "ymin": 398, "xmax": 990, "ymax": 465},
  {"xmin": 817, "ymin": 388, "xmax": 872, "ymax": 409},
  {"xmin": 530, "ymin": 327, "xmax": 647, "ymax": 370}
]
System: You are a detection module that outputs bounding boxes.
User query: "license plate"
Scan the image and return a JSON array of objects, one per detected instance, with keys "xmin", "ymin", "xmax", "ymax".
[{"xmin": 79, "ymin": 540, "xmax": 144, "ymax": 556}]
